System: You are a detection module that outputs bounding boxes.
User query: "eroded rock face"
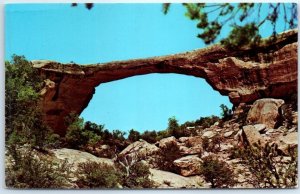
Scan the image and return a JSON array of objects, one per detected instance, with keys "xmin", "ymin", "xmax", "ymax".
[{"xmin": 32, "ymin": 30, "xmax": 298, "ymax": 135}]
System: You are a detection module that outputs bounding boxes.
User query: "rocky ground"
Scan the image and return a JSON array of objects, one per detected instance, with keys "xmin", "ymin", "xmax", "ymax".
[{"xmin": 6, "ymin": 97, "xmax": 298, "ymax": 188}]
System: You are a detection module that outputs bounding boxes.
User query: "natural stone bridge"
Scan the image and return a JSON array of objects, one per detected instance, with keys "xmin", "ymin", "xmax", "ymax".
[{"xmin": 32, "ymin": 30, "xmax": 298, "ymax": 135}]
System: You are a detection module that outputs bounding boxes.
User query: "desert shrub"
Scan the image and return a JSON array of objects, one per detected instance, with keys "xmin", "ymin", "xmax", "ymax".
[
  {"xmin": 5, "ymin": 147, "xmax": 71, "ymax": 188},
  {"xmin": 202, "ymin": 137, "xmax": 210, "ymax": 152},
  {"xmin": 65, "ymin": 113, "xmax": 101, "ymax": 149},
  {"xmin": 281, "ymin": 103, "xmax": 296, "ymax": 129},
  {"xmin": 156, "ymin": 130, "xmax": 169, "ymax": 141},
  {"xmin": 76, "ymin": 161, "xmax": 121, "ymax": 188},
  {"xmin": 238, "ymin": 142, "xmax": 297, "ymax": 188},
  {"xmin": 157, "ymin": 141, "xmax": 181, "ymax": 173},
  {"xmin": 233, "ymin": 103, "xmax": 252, "ymax": 125},
  {"xmin": 200, "ymin": 155, "xmax": 236, "ymax": 188},
  {"xmin": 77, "ymin": 155, "xmax": 154, "ymax": 188},
  {"xmin": 220, "ymin": 104, "xmax": 233, "ymax": 121},
  {"xmin": 140, "ymin": 130, "xmax": 158, "ymax": 143},
  {"xmin": 116, "ymin": 155, "xmax": 154, "ymax": 188},
  {"xmin": 123, "ymin": 161, "xmax": 154, "ymax": 188},
  {"xmin": 202, "ymin": 135, "xmax": 224, "ymax": 153},
  {"xmin": 211, "ymin": 135, "xmax": 223, "ymax": 151},
  {"xmin": 195, "ymin": 115, "xmax": 219, "ymax": 128},
  {"xmin": 128, "ymin": 129, "xmax": 141, "ymax": 142}
]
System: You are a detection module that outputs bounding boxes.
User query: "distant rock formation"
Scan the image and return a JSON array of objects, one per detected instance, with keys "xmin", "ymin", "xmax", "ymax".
[{"xmin": 32, "ymin": 30, "xmax": 298, "ymax": 135}]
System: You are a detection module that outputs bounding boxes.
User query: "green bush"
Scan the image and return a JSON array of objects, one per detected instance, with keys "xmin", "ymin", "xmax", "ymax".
[
  {"xmin": 195, "ymin": 115, "xmax": 220, "ymax": 128},
  {"xmin": 238, "ymin": 142, "xmax": 297, "ymax": 188},
  {"xmin": 5, "ymin": 55, "xmax": 60, "ymax": 148},
  {"xmin": 5, "ymin": 147, "xmax": 71, "ymax": 188},
  {"xmin": 200, "ymin": 155, "xmax": 236, "ymax": 188},
  {"xmin": 157, "ymin": 141, "xmax": 181, "ymax": 173},
  {"xmin": 65, "ymin": 113, "xmax": 101, "ymax": 149},
  {"xmin": 116, "ymin": 156, "xmax": 154, "ymax": 188},
  {"xmin": 220, "ymin": 104, "xmax": 233, "ymax": 121},
  {"xmin": 167, "ymin": 116, "xmax": 184, "ymax": 138},
  {"xmin": 140, "ymin": 130, "xmax": 158, "ymax": 143},
  {"xmin": 76, "ymin": 161, "xmax": 121, "ymax": 188},
  {"xmin": 77, "ymin": 157, "xmax": 154, "ymax": 188},
  {"xmin": 128, "ymin": 129, "xmax": 141, "ymax": 142}
]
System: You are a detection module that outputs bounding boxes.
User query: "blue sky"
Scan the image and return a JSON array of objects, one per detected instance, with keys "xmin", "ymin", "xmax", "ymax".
[{"xmin": 5, "ymin": 3, "xmax": 294, "ymax": 133}]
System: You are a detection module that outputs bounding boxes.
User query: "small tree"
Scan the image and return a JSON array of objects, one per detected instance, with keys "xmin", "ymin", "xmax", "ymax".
[
  {"xmin": 167, "ymin": 116, "xmax": 183, "ymax": 138},
  {"xmin": 140, "ymin": 130, "xmax": 158, "ymax": 143},
  {"xmin": 65, "ymin": 114, "xmax": 101, "ymax": 149},
  {"xmin": 200, "ymin": 155, "xmax": 236, "ymax": 188},
  {"xmin": 220, "ymin": 104, "xmax": 233, "ymax": 121},
  {"xmin": 128, "ymin": 129, "xmax": 141, "ymax": 142}
]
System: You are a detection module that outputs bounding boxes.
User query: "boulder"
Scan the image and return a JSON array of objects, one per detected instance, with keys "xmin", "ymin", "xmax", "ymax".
[
  {"xmin": 242, "ymin": 125, "xmax": 266, "ymax": 147},
  {"xmin": 149, "ymin": 169, "xmax": 202, "ymax": 188},
  {"xmin": 51, "ymin": 148, "xmax": 114, "ymax": 171},
  {"xmin": 180, "ymin": 145, "xmax": 203, "ymax": 155},
  {"xmin": 224, "ymin": 131, "xmax": 234, "ymax": 138},
  {"xmin": 246, "ymin": 98, "xmax": 285, "ymax": 128},
  {"xmin": 292, "ymin": 111, "xmax": 298, "ymax": 125},
  {"xmin": 173, "ymin": 155, "xmax": 202, "ymax": 177},
  {"xmin": 253, "ymin": 124, "xmax": 267, "ymax": 133},
  {"xmin": 276, "ymin": 132, "xmax": 298, "ymax": 155},
  {"xmin": 178, "ymin": 136, "xmax": 202, "ymax": 148},
  {"xmin": 119, "ymin": 140, "xmax": 160, "ymax": 159},
  {"xmin": 157, "ymin": 136, "xmax": 178, "ymax": 148},
  {"xmin": 202, "ymin": 131, "xmax": 216, "ymax": 139},
  {"xmin": 220, "ymin": 143, "xmax": 234, "ymax": 151}
]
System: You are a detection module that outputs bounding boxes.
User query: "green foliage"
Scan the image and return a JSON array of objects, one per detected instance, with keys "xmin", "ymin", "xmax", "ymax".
[
  {"xmin": 195, "ymin": 115, "xmax": 220, "ymax": 128},
  {"xmin": 76, "ymin": 161, "xmax": 121, "ymax": 188},
  {"xmin": 128, "ymin": 129, "xmax": 141, "ymax": 142},
  {"xmin": 112, "ymin": 129, "xmax": 126, "ymax": 141},
  {"xmin": 71, "ymin": 3, "xmax": 94, "ymax": 10},
  {"xmin": 116, "ymin": 156, "xmax": 155, "ymax": 188},
  {"xmin": 164, "ymin": 3, "xmax": 298, "ymax": 47},
  {"xmin": 5, "ymin": 147, "xmax": 71, "ymax": 188},
  {"xmin": 5, "ymin": 55, "xmax": 58, "ymax": 148},
  {"xmin": 65, "ymin": 113, "xmax": 102, "ymax": 149},
  {"xmin": 122, "ymin": 161, "xmax": 154, "ymax": 188},
  {"xmin": 167, "ymin": 116, "xmax": 183, "ymax": 138},
  {"xmin": 157, "ymin": 141, "xmax": 181, "ymax": 173},
  {"xmin": 221, "ymin": 23, "xmax": 261, "ymax": 49},
  {"xmin": 65, "ymin": 114, "xmax": 129, "ymax": 156},
  {"xmin": 77, "ymin": 158, "xmax": 154, "ymax": 188},
  {"xmin": 162, "ymin": 3, "xmax": 171, "ymax": 15},
  {"xmin": 238, "ymin": 143, "xmax": 298, "ymax": 188},
  {"xmin": 200, "ymin": 155, "xmax": 236, "ymax": 188},
  {"xmin": 140, "ymin": 130, "xmax": 158, "ymax": 143},
  {"xmin": 220, "ymin": 104, "xmax": 233, "ymax": 121}
]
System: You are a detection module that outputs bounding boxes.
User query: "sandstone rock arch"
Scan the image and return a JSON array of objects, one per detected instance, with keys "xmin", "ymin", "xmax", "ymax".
[{"xmin": 32, "ymin": 30, "xmax": 298, "ymax": 135}]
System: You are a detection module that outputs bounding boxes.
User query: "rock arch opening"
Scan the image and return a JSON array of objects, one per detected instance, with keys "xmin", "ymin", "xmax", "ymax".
[{"xmin": 80, "ymin": 73, "xmax": 232, "ymax": 133}]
